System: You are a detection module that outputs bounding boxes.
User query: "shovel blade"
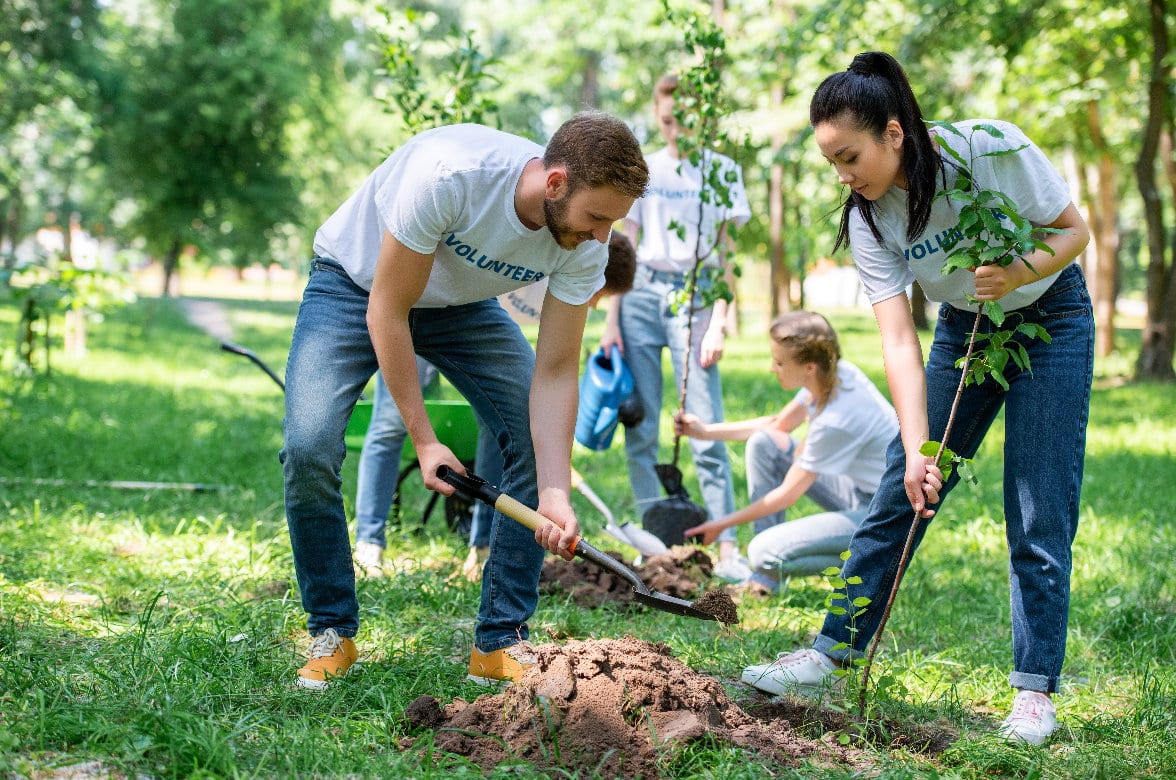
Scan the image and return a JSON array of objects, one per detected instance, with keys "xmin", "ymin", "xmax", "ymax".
[{"xmin": 633, "ymin": 588, "xmax": 716, "ymax": 621}]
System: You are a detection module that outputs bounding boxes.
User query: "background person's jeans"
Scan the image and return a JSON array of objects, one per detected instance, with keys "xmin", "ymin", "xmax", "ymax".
[
  {"xmin": 354, "ymin": 360, "xmax": 438, "ymax": 548},
  {"xmin": 619, "ymin": 267, "xmax": 736, "ymax": 538},
  {"xmin": 812, "ymin": 264, "xmax": 1093, "ymax": 694},
  {"xmin": 282, "ymin": 258, "xmax": 544, "ymax": 651},
  {"xmin": 743, "ymin": 430, "xmax": 871, "ymax": 584}
]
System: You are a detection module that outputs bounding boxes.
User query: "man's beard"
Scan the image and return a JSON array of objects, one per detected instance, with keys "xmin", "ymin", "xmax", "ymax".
[{"xmin": 543, "ymin": 194, "xmax": 585, "ymax": 250}]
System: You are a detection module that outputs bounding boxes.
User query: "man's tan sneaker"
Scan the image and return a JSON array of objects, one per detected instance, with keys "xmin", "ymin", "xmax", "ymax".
[
  {"xmin": 467, "ymin": 641, "xmax": 537, "ymax": 687},
  {"xmin": 296, "ymin": 628, "xmax": 358, "ymax": 690}
]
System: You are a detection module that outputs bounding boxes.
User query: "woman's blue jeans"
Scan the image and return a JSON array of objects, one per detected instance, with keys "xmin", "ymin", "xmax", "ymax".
[
  {"xmin": 744, "ymin": 431, "xmax": 872, "ymax": 583},
  {"xmin": 618, "ymin": 267, "xmax": 735, "ymax": 536},
  {"xmin": 812, "ymin": 264, "xmax": 1093, "ymax": 694},
  {"xmin": 281, "ymin": 259, "xmax": 542, "ymax": 651}
]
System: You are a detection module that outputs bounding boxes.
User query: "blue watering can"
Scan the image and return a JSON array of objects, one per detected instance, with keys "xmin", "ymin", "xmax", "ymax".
[{"xmin": 575, "ymin": 345, "xmax": 634, "ymax": 451}]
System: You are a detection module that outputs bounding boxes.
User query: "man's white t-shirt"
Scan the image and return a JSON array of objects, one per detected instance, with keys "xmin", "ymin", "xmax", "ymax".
[
  {"xmin": 849, "ymin": 119, "xmax": 1073, "ymax": 312},
  {"xmin": 625, "ymin": 147, "xmax": 751, "ymax": 272},
  {"xmin": 794, "ymin": 360, "xmax": 898, "ymax": 496},
  {"xmin": 313, "ymin": 124, "xmax": 606, "ymax": 308}
]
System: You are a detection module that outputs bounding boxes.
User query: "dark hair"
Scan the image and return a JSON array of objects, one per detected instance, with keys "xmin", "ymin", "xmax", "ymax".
[
  {"xmin": 769, "ymin": 311, "xmax": 840, "ymax": 409},
  {"xmin": 809, "ymin": 51, "xmax": 941, "ymax": 251},
  {"xmin": 604, "ymin": 232, "xmax": 637, "ymax": 294},
  {"xmin": 543, "ymin": 111, "xmax": 649, "ymax": 199}
]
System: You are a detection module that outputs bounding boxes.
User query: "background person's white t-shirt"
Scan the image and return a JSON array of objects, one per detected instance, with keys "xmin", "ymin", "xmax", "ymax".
[
  {"xmin": 313, "ymin": 124, "xmax": 606, "ymax": 308},
  {"xmin": 625, "ymin": 148, "xmax": 750, "ymax": 272},
  {"xmin": 794, "ymin": 360, "xmax": 899, "ymax": 496},
  {"xmin": 849, "ymin": 119, "xmax": 1073, "ymax": 313}
]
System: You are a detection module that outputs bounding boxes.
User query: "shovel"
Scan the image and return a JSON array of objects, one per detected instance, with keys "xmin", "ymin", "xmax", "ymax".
[
  {"xmin": 570, "ymin": 467, "xmax": 667, "ymax": 558},
  {"xmin": 643, "ymin": 439, "xmax": 708, "ymax": 547},
  {"xmin": 436, "ymin": 465, "xmax": 713, "ymax": 621}
]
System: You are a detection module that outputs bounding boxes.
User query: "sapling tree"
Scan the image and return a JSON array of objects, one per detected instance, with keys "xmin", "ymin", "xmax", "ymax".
[
  {"xmin": 658, "ymin": 0, "xmax": 745, "ymax": 468},
  {"xmin": 851, "ymin": 121, "xmax": 1062, "ymax": 713}
]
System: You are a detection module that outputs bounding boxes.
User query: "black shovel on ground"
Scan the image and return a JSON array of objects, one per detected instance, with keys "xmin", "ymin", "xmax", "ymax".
[{"xmin": 436, "ymin": 465, "xmax": 714, "ymax": 621}]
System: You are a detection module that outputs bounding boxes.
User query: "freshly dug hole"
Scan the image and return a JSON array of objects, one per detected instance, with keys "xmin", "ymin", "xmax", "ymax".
[{"xmin": 403, "ymin": 636, "xmax": 846, "ymax": 778}]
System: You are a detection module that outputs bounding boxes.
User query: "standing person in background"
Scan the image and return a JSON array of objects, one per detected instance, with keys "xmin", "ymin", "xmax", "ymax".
[
  {"xmin": 741, "ymin": 51, "xmax": 1092, "ymax": 748},
  {"xmin": 282, "ymin": 112, "xmax": 647, "ymax": 691},
  {"xmin": 461, "ymin": 232, "xmax": 638, "ymax": 582},
  {"xmin": 677, "ymin": 311, "xmax": 897, "ymax": 591},
  {"xmin": 602, "ymin": 73, "xmax": 751, "ymax": 580},
  {"xmin": 352, "ymin": 357, "xmax": 440, "ymax": 577}
]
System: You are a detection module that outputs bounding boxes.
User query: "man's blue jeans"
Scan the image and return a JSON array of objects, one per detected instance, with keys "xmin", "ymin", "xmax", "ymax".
[
  {"xmin": 281, "ymin": 259, "xmax": 543, "ymax": 652},
  {"xmin": 618, "ymin": 267, "xmax": 735, "ymax": 536},
  {"xmin": 813, "ymin": 264, "xmax": 1093, "ymax": 694}
]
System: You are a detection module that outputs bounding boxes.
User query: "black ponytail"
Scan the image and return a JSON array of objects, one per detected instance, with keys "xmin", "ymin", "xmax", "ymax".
[{"xmin": 810, "ymin": 51, "xmax": 941, "ymax": 252}]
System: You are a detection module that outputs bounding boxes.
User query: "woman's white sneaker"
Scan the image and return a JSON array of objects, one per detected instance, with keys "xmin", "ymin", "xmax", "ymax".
[
  {"xmin": 998, "ymin": 690, "xmax": 1057, "ymax": 746},
  {"xmin": 741, "ymin": 648, "xmax": 838, "ymax": 695}
]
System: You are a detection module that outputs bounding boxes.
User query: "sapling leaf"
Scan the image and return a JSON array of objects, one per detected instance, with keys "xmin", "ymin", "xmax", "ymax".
[
  {"xmin": 852, "ymin": 597, "xmax": 871, "ymax": 607},
  {"xmin": 974, "ymin": 123, "xmax": 1005, "ymax": 138},
  {"xmin": 822, "ymin": 565, "xmax": 841, "ymax": 576},
  {"xmin": 846, "ymin": 576, "xmax": 862, "ymax": 585},
  {"xmin": 983, "ymin": 300, "xmax": 1006, "ymax": 325},
  {"xmin": 979, "ymin": 143, "xmax": 1029, "ymax": 158}
]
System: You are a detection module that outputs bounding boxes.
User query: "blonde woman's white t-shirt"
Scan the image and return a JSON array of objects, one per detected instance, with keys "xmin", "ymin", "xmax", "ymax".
[
  {"xmin": 794, "ymin": 361, "xmax": 898, "ymax": 496},
  {"xmin": 313, "ymin": 124, "xmax": 606, "ymax": 308},
  {"xmin": 849, "ymin": 119, "xmax": 1073, "ymax": 312},
  {"xmin": 625, "ymin": 147, "xmax": 750, "ymax": 272}
]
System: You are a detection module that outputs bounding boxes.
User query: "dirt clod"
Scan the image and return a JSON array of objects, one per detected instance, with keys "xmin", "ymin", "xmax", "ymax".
[
  {"xmin": 404, "ymin": 637, "xmax": 845, "ymax": 778},
  {"xmin": 539, "ymin": 544, "xmax": 715, "ymax": 609},
  {"xmin": 692, "ymin": 588, "xmax": 740, "ymax": 624}
]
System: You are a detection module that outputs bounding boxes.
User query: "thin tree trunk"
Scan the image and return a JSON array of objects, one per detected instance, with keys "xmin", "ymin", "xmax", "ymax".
[
  {"xmin": 1087, "ymin": 100, "xmax": 1121, "ymax": 358},
  {"xmin": 1135, "ymin": 0, "xmax": 1176, "ymax": 380},
  {"xmin": 161, "ymin": 237, "xmax": 183, "ymax": 299}
]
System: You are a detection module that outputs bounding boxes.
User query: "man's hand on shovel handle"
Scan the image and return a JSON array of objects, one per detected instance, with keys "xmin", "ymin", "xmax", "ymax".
[{"xmin": 535, "ymin": 489, "xmax": 581, "ymax": 561}]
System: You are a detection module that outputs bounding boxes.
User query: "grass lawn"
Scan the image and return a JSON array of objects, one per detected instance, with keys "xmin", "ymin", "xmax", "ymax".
[{"xmin": 0, "ymin": 286, "xmax": 1173, "ymax": 779}]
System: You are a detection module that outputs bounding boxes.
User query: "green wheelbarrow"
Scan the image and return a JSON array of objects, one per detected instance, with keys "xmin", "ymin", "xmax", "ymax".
[{"xmin": 221, "ymin": 342, "xmax": 479, "ymax": 538}]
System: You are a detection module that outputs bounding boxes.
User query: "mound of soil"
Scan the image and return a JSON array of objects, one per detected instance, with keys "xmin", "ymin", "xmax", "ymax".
[
  {"xmin": 403, "ymin": 636, "xmax": 852, "ymax": 778},
  {"xmin": 539, "ymin": 545, "xmax": 714, "ymax": 607}
]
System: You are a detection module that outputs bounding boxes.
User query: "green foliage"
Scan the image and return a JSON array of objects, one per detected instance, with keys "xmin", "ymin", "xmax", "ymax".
[{"xmin": 377, "ymin": 8, "xmax": 501, "ymax": 135}]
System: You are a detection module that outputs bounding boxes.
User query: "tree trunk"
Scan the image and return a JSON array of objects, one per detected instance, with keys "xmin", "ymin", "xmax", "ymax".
[
  {"xmin": 1086, "ymin": 100, "xmax": 1121, "ymax": 359},
  {"xmin": 580, "ymin": 49, "xmax": 600, "ymax": 109},
  {"xmin": 161, "ymin": 237, "xmax": 183, "ymax": 299},
  {"xmin": 1135, "ymin": 0, "xmax": 1176, "ymax": 381}
]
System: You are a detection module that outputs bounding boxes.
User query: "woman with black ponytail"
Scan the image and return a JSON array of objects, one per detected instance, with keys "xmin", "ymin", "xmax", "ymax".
[{"xmin": 740, "ymin": 51, "xmax": 1092, "ymax": 747}]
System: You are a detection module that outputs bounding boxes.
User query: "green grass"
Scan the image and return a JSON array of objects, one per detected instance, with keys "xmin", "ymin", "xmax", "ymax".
[{"xmin": 0, "ymin": 294, "xmax": 1173, "ymax": 779}]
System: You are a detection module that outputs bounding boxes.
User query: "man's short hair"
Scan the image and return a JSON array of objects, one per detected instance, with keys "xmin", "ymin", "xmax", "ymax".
[
  {"xmin": 543, "ymin": 112, "xmax": 649, "ymax": 199},
  {"xmin": 604, "ymin": 233, "xmax": 637, "ymax": 295}
]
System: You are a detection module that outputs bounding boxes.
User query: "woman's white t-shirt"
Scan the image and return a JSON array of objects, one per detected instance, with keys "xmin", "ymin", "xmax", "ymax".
[
  {"xmin": 794, "ymin": 360, "xmax": 898, "ymax": 495},
  {"xmin": 849, "ymin": 119, "xmax": 1072, "ymax": 312},
  {"xmin": 313, "ymin": 124, "xmax": 606, "ymax": 308}
]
